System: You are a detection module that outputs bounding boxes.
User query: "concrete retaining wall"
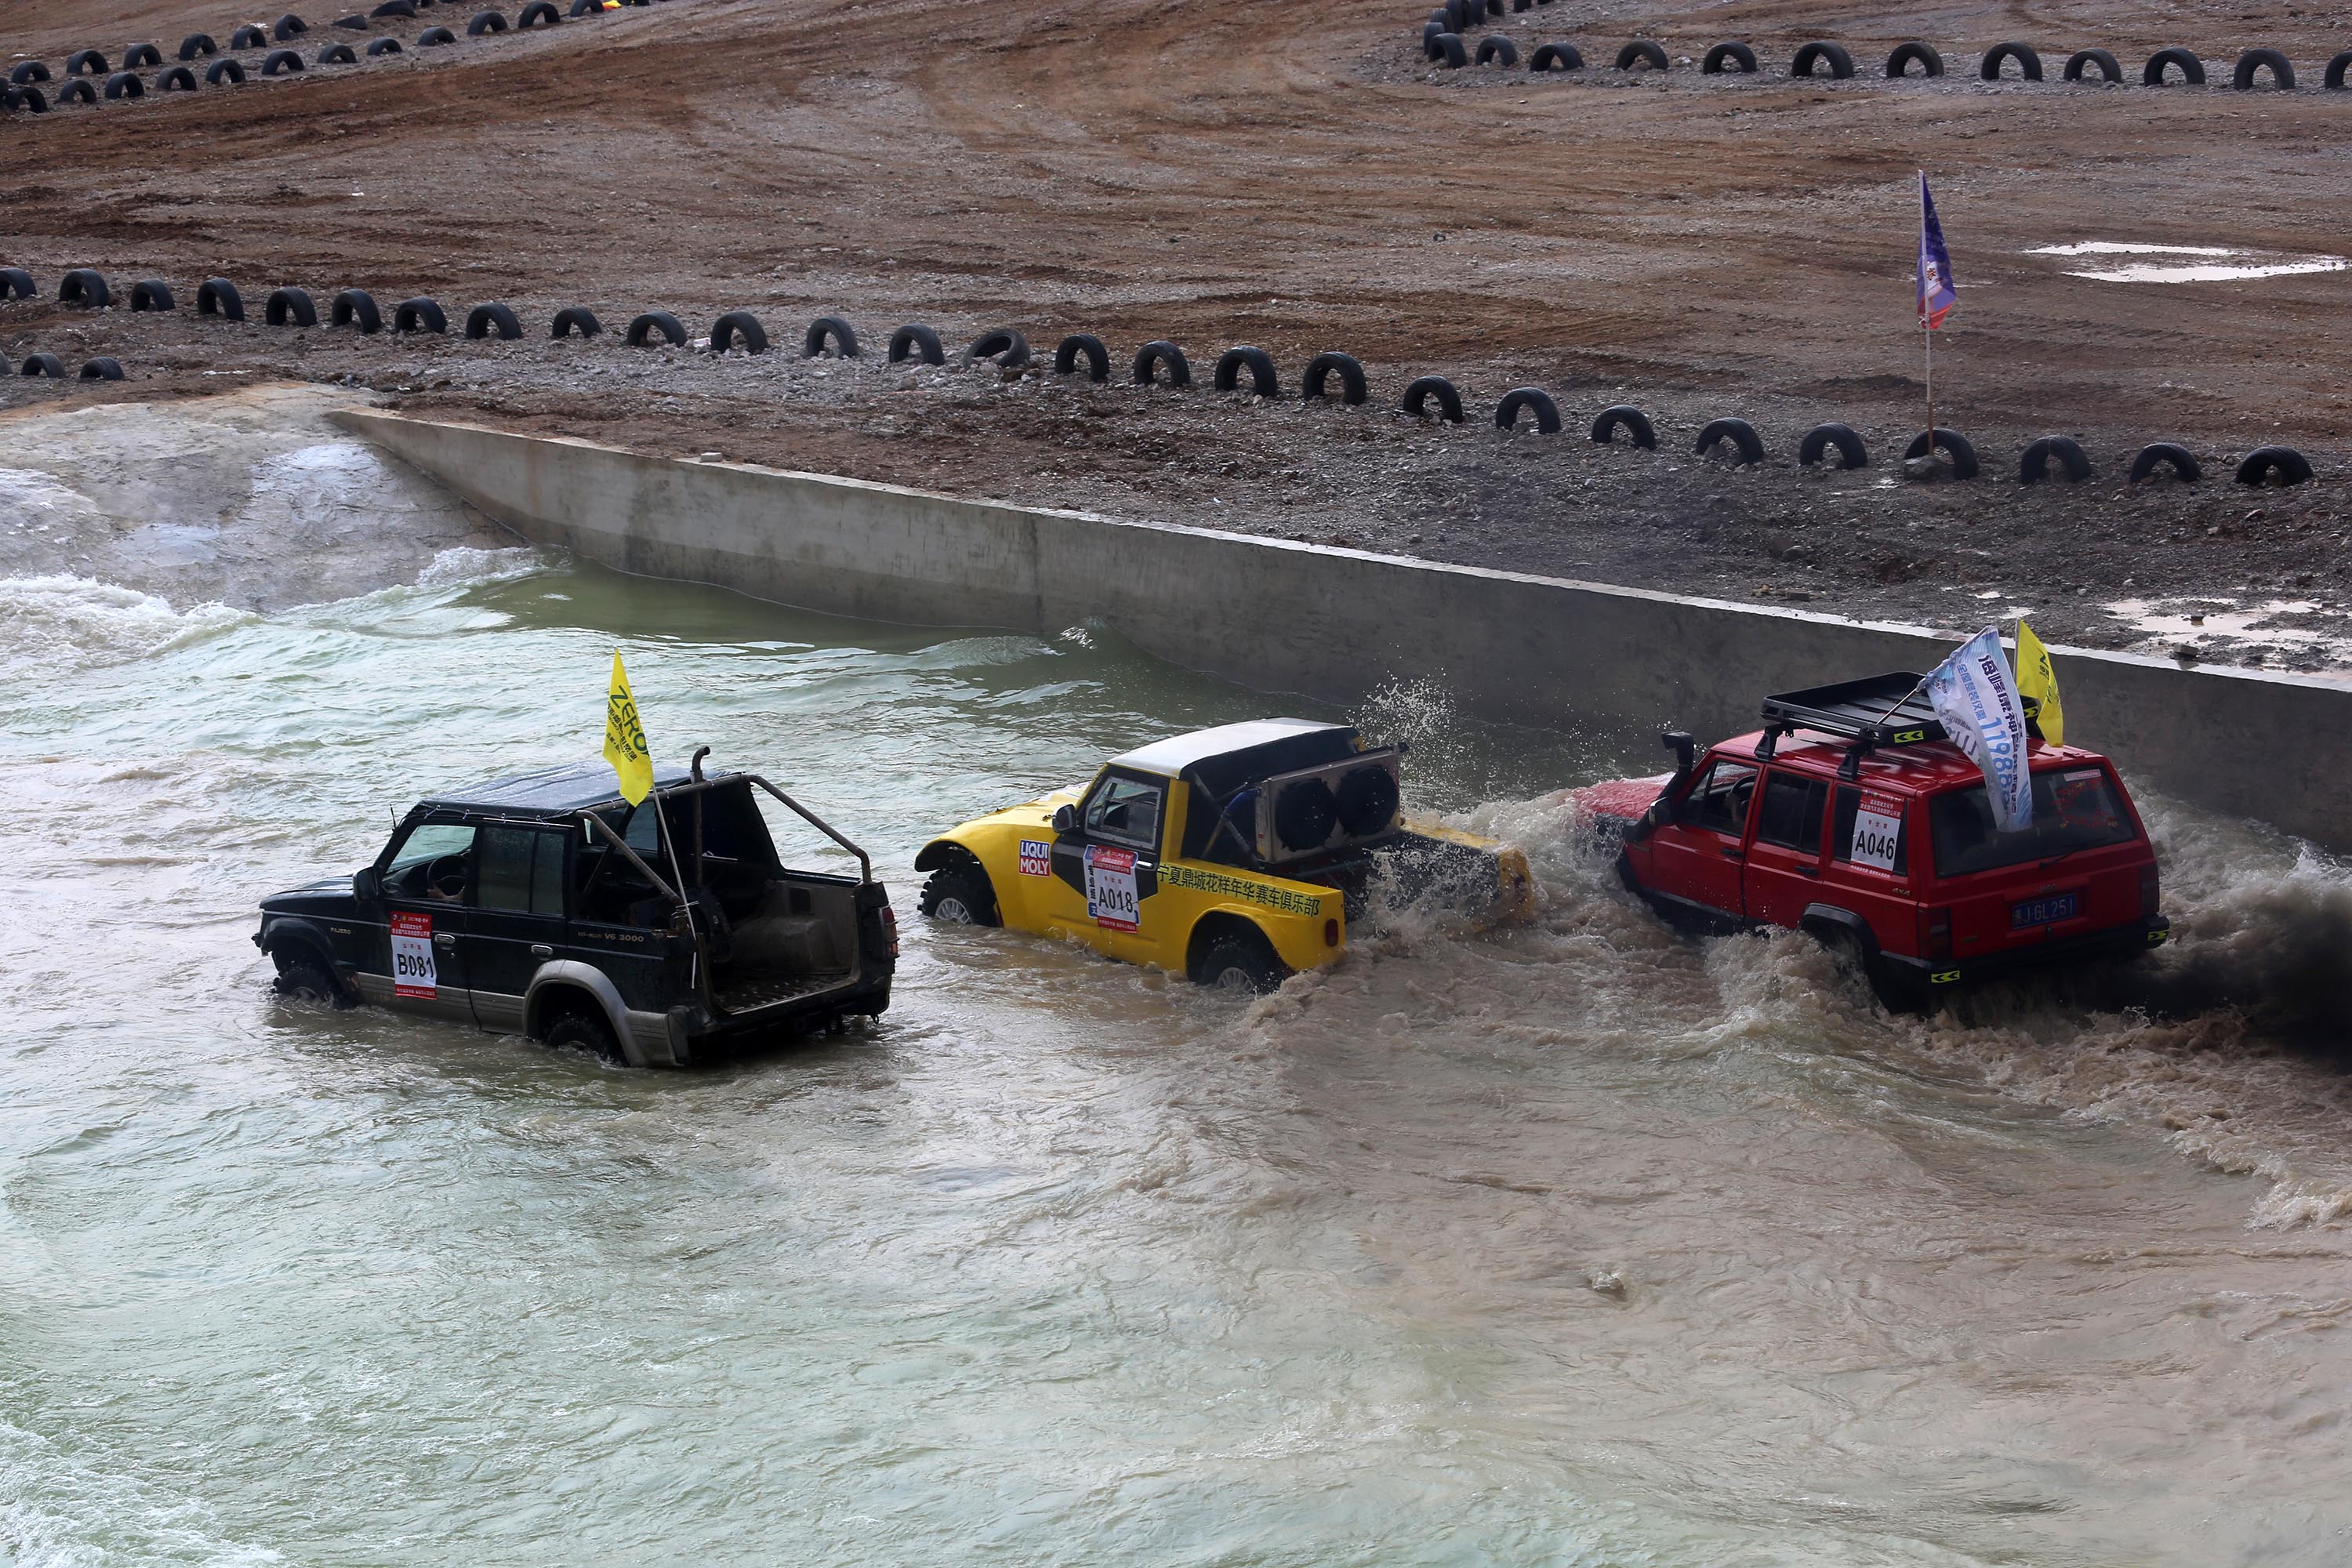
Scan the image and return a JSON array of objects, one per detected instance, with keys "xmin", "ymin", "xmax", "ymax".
[{"xmin": 335, "ymin": 409, "xmax": 2352, "ymax": 851}]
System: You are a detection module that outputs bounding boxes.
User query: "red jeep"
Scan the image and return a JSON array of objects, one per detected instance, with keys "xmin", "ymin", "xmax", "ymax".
[{"xmin": 1578, "ymin": 673, "xmax": 2171, "ymax": 1010}]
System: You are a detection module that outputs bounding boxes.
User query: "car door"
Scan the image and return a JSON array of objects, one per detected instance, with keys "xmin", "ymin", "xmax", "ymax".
[
  {"xmin": 1743, "ymin": 769, "xmax": 1832, "ymax": 928},
  {"xmin": 459, "ymin": 822, "xmax": 571, "ymax": 1032},
  {"xmin": 368, "ymin": 818, "xmax": 476, "ymax": 1025},
  {"xmin": 1047, "ymin": 769, "xmax": 1167, "ymax": 961},
  {"xmin": 1643, "ymin": 757, "xmax": 1756, "ymax": 927},
  {"xmin": 1820, "ymin": 783, "xmax": 1920, "ymax": 958}
]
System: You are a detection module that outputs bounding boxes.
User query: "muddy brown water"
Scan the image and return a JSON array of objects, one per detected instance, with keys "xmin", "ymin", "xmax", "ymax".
[{"xmin": 5, "ymin": 398, "xmax": 2352, "ymax": 1566}]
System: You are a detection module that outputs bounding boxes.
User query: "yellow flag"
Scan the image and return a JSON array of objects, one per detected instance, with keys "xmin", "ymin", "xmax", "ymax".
[
  {"xmin": 602, "ymin": 652, "xmax": 654, "ymax": 804},
  {"xmin": 2016, "ymin": 620, "xmax": 2063, "ymax": 747}
]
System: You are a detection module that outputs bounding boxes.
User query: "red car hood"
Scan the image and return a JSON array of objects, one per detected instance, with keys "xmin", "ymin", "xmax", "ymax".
[{"xmin": 1571, "ymin": 772, "xmax": 1672, "ymax": 822}]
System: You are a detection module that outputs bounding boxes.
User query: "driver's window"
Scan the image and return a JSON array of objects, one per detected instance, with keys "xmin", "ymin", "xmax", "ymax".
[
  {"xmin": 384, "ymin": 822, "xmax": 477, "ymax": 902},
  {"xmin": 1083, "ymin": 775, "xmax": 1163, "ymax": 852},
  {"xmin": 1676, "ymin": 762, "xmax": 1758, "ymax": 838}
]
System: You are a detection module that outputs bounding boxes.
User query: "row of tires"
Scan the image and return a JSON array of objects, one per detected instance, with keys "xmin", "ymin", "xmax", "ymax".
[
  {"xmin": 2, "ymin": 271, "xmax": 2318, "ymax": 487},
  {"xmin": 3, "ymin": 1, "xmax": 641, "ymax": 112},
  {"xmin": 14, "ymin": 354, "xmax": 126, "ymax": 381},
  {"xmin": 1416, "ymin": 14, "xmax": 2343, "ymax": 89}
]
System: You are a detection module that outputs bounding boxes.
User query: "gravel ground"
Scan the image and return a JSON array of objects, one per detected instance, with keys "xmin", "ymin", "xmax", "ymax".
[{"xmin": 5, "ymin": 0, "xmax": 2350, "ymax": 670}]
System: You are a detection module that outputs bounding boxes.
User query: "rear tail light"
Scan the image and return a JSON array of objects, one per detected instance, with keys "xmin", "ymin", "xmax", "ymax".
[
  {"xmin": 2139, "ymin": 863, "xmax": 2160, "ymax": 919},
  {"xmin": 1324, "ymin": 918, "xmax": 1341, "ymax": 948},
  {"xmin": 1918, "ymin": 906, "xmax": 1951, "ymax": 960},
  {"xmin": 883, "ymin": 905, "xmax": 900, "ymax": 958}
]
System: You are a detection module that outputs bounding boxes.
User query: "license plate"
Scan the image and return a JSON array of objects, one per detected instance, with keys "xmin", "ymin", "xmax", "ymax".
[{"xmin": 2010, "ymin": 891, "xmax": 2080, "ymax": 930}]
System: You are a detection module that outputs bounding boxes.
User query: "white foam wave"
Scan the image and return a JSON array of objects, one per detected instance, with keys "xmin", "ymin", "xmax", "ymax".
[
  {"xmin": 0, "ymin": 1414, "xmax": 281, "ymax": 1568},
  {"xmin": 0, "ymin": 575, "xmax": 251, "ymax": 677},
  {"xmin": 411, "ymin": 546, "xmax": 545, "ymax": 590}
]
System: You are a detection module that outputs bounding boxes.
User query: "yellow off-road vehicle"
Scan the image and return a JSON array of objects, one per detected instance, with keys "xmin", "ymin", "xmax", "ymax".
[{"xmin": 913, "ymin": 719, "xmax": 1534, "ymax": 990}]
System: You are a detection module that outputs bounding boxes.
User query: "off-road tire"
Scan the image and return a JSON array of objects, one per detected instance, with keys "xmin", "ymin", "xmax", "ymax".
[
  {"xmin": 1192, "ymin": 930, "xmax": 1288, "ymax": 994},
  {"xmin": 274, "ymin": 950, "xmax": 352, "ymax": 1007},
  {"xmin": 919, "ymin": 862, "xmax": 1000, "ymax": 926},
  {"xmin": 544, "ymin": 1007, "xmax": 623, "ymax": 1062}
]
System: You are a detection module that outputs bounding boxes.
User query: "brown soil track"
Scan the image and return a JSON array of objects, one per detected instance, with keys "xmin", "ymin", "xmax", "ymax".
[{"xmin": 5, "ymin": 0, "xmax": 2351, "ymax": 665}]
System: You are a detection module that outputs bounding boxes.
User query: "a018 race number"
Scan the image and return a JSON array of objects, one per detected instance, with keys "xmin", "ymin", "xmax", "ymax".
[{"xmin": 1084, "ymin": 845, "xmax": 1141, "ymax": 933}]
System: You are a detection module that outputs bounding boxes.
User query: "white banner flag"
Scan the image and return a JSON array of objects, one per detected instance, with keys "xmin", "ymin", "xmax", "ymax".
[{"xmin": 1925, "ymin": 627, "xmax": 2034, "ymax": 831}]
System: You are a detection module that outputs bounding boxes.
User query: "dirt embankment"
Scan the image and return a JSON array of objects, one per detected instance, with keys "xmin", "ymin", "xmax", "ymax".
[{"xmin": 5, "ymin": 0, "xmax": 2350, "ymax": 665}]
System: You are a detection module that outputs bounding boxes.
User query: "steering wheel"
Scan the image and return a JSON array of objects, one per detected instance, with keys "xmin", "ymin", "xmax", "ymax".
[{"xmin": 427, "ymin": 853, "xmax": 468, "ymax": 900}]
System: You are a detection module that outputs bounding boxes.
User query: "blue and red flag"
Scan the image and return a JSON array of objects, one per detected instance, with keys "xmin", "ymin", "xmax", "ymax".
[{"xmin": 1917, "ymin": 170, "xmax": 1957, "ymax": 328}]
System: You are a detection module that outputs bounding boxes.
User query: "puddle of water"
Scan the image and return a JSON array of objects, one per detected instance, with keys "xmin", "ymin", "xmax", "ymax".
[
  {"xmin": 2027, "ymin": 241, "xmax": 2347, "ymax": 284},
  {"xmin": 2103, "ymin": 597, "xmax": 2352, "ymax": 659}
]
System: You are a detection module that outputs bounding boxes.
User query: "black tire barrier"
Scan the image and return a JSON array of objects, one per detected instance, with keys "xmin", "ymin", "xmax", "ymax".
[
  {"xmin": 230, "ymin": 24, "xmax": 269, "ymax": 48},
  {"xmin": 710, "ymin": 310, "xmax": 767, "ymax": 353},
  {"xmin": 7, "ymin": 85, "xmax": 49, "ymax": 111},
  {"xmin": 1530, "ymin": 42, "xmax": 1581, "ymax": 71},
  {"xmin": 2328, "ymin": 49, "xmax": 2352, "ymax": 89},
  {"xmin": 262, "ymin": 49, "xmax": 304, "ymax": 74},
  {"xmin": 551, "ymin": 305, "xmax": 601, "ymax": 338},
  {"xmin": 1616, "ymin": 39, "xmax": 1668, "ymax": 71},
  {"xmin": 316, "ymin": 42, "xmax": 357, "ymax": 63},
  {"xmin": 467, "ymin": 302, "xmax": 524, "ymax": 340},
  {"xmin": 1475, "ymin": 35, "xmax": 1518, "ymax": 67},
  {"xmin": 2237, "ymin": 445, "xmax": 2313, "ymax": 486},
  {"xmin": 124, "ymin": 43, "xmax": 164, "ymax": 67},
  {"xmin": 1980, "ymin": 42, "xmax": 2042, "ymax": 80},
  {"xmin": 1442, "ymin": 0, "xmax": 1471, "ymax": 29},
  {"xmin": 331, "ymin": 288, "xmax": 381, "ymax": 332},
  {"xmin": 1421, "ymin": 20, "xmax": 1446, "ymax": 56},
  {"xmin": 467, "ymin": 10, "xmax": 509, "ymax": 34},
  {"xmin": 371, "ymin": 0, "xmax": 415, "ymax": 14},
  {"xmin": 0, "ymin": 267, "xmax": 35, "ymax": 300},
  {"xmin": 518, "ymin": 1, "xmax": 562, "ymax": 25},
  {"xmin": 1702, "ymin": 42, "xmax": 1756, "ymax": 74},
  {"xmin": 80, "ymin": 357, "xmax": 125, "ymax": 381},
  {"xmin": 1798, "ymin": 421, "xmax": 1867, "ymax": 469},
  {"xmin": 206, "ymin": 59, "xmax": 247, "ymax": 84},
  {"xmin": 962, "ymin": 328, "xmax": 1029, "ymax": 369},
  {"xmin": 1214, "ymin": 346, "xmax": 1278, "ymax": 396},
  {"xmin": 20, "ymin": 353, "xmax": 68, "ymax": 378},
  {"xmin": 198, "ymin": 278, "xmax": 245, "ymax": 319},
  {"xmin": 2019, "ymin": 435, "xmax": 2092, "ymax": 485},
  {"xmin": 1134, "ymin": 340, "xmax": 1192, "ymax": 388},
  {"xmin": 394, "ymin": 296, "xmax": 448, "ymax": 333},
  {"xmin": 1428, "ymin": 32, "xmax": 1466, "ymax": 67},
  {"xmin": 2234, "ymin": 48, "xmax": 2294, "ymax": 89},
  {"xmin": 1496, "ymin": 388, "xmax": 1562, "ymax": 434},
  {"xmin": 332, "ymin": 15, "xmax": 369, "ymax": 31},
  {"xmin": 2144, "ymin": 47, "xmax": 2204, "ymax": 85},
  {"xmin": 66, "ymin": 49, "xmax": 109, "ymax": 76},
  {"xmin": 59, "ymin": 269, "xmax": 111, "ymax": 308},
  {"xmin": 58, "ymin": 80, "xmax": 98, "ymax": 104},
  {"xmin": 1301, "ymin": 350, "xmax": 1367, "ymax": 405},
  {"xmin": 887, "ymin": 323, "xmax": 944, "ymax": 364},
  {"xmin": 266, "ymin": 286, "xmax": 318, "ymax": 326},
  {"xmin": 367, "ymin": 37, "xmax": 402, "ymax": 54},
  {"xmin": 180, "ymin": 34, "xmax": 219, "ymax": 59},
  {"xmin": 1886, "ymin": 42, "xmax": 1943, "ymax": 78},
  {"xmin": 1401, "ymin": 376, "xmax": 1465, "ymax": 423},
  {"xmin": 104, "ymin": 71, "xmax": 146, "ymax": 100},
  {"xmin": 569, "ymin": 0, "xmax": 605, "ymax": 15},
  {"xmin": 803, "ymin": 314, "xmax": 858, "ymax": 357},
  {"xmin": 1904, "ymin": 426, "xmax": 1979, "ymax": 479},
  {"xmin": 158, "ymin": 66, "xmax": 198, "ymax": 89},
  {"xmin": 2128, "ymin": 442, "xmax": 2199, "ymax": 482},
  {"xmin": 419, "ymin": 26, "xmax": 458, "ymax": 44},
  {"xmin": 1591, "ymin": 404, "xmax": 1657, "ymax": 448},
  {"xmin": 1697, "ymin": 417, "xmax": 1766, "ymax": 464},
  {"xmin": 11, "ymin": 62, "xmax": 51, "ymax": 84},
  {"xmin": 1791, "ymin": 41, "xmax": 1853, "ymax": 78},
  {"xmin": 1054, "ymin": 332, "xmax": 1109, "ymax": 381},
  {"xmin": 274, "ymin": 13, "xmax": 310, "ymax": 40},
  {"xmin": 620, "ymin": 308, "xmax": 682, "ymax": 343},
  {"xmin": 129, "ymin": 279, "xmax": 176, "ymax": 311}
]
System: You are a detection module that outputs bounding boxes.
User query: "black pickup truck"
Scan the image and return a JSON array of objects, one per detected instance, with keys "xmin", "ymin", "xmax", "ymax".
[{"xmin": 254, "ymin": 753, "xmax": 896, "ymax": 1065}]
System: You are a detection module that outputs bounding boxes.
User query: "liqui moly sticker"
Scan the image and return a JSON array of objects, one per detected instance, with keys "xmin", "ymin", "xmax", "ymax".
[
  {"xmin": 1018, "ymin": 839, "xmax": 1051, "ymax": 877},
  {"xmin": 390, "ymin": 910, "xmax": 437, "ymax": 999},
  {"xmin": 1084, "ymin": 845, "xmax": 1141, "ymax": 932},
  {"xmin": 1849, "ymin": 794, "xmax": 1904, "ymax": 873}
]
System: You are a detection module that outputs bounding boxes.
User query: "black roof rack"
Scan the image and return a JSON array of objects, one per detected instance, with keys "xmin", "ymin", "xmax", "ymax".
[{"xmin": 1755, "ymin": 672, "xmax": 1951, "ymax": 779}]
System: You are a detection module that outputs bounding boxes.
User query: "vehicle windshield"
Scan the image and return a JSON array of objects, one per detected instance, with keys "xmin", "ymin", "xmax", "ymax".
[{"xmin": 1929, "ymin": 766, "xmax": 2137, "ymax": 877}]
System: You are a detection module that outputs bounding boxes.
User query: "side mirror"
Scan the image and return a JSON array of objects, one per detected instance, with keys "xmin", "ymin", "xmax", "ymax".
[
  {"xmin": 353, "ymin": 867, "xmax": 381, "ymax": 903},
  {"xmin": 1051, "ymin": 804, "xmax": 1078, "ymax": 836}
]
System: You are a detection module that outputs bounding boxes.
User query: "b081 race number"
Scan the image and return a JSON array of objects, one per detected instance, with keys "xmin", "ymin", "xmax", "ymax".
[{"xmin": 390, "ymin": 909, "xmax": 437, "ymax": 999}]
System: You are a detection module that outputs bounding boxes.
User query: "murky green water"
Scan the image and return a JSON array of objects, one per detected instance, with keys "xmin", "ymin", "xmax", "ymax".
[{"xmin": 9, "ymin": 549, "xmax": 2352, "ymax": 1568}]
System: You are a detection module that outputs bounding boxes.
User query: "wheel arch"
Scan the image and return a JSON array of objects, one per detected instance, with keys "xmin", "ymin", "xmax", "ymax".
[
  {"xmin": 1798, "ymin": 902, "xmax": 1879, "ymax": 955},
  {"xmin": 913, "ymin": 836, "xmax": 987, "ymax": 874},
  {"xmin": 260, "ymin": 917, "xmax": 341, "ymax": 975},
  {"xmin": 1185, "ymin": 908, "xmax": 1276, "ymax": 975},
  {"xmin": 522, "ymin": 962, "xmax": 643, "ymax": 1066}
]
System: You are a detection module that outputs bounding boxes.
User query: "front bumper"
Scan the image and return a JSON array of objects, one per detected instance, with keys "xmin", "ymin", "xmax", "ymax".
[{"xmin": 1886, "ymin": 914, "xmax": 2172, "ymax": 989}]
